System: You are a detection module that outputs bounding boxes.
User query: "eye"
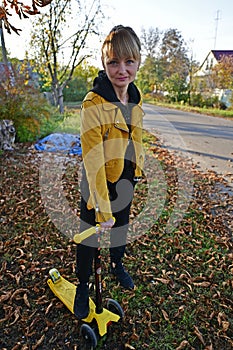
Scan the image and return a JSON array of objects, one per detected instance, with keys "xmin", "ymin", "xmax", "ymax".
[
  {"xmin": 126, "ymin": 59, "xmax": 135, "ymax": 65},
  {"xmin": 108, "ymin": 60, "xmax": 118, "ymax": 66}
]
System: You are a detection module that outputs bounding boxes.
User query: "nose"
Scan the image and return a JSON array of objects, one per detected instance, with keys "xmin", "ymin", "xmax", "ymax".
[{"xmin": 118, "ymin": 62, "xmax": 127, "ymax": 74}]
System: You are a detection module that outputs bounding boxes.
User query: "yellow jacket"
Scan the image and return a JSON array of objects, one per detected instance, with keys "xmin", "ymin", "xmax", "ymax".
[{"xmin": 81, "ymin": 91, "xmax": 144, "ymax": 222}]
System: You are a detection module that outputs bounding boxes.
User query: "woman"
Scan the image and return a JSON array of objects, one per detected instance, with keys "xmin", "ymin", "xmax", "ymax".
[{"xmin": 75, "ymin": 25, "xmax": 144, "ymax": 320}]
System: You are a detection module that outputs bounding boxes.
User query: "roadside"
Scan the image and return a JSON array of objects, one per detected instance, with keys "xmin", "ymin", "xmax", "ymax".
[{"xmin": 144, "ymin": 99, "xmax": 233, "ymax": 119}]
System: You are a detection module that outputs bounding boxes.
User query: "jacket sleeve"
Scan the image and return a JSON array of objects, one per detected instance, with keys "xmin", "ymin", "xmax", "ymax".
[{"xmin": 81, "ymin": 99, "xmax": 113, "ymax": 223}]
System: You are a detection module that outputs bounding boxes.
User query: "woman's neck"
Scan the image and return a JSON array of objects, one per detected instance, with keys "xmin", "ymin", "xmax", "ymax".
[{"xmin": 114, "ymin": 87, "xmax": 129, "ymax": 105}]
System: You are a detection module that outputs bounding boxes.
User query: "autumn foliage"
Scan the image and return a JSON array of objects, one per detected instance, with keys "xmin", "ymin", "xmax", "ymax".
[
  {"xmin": 212, "ymin": 55, "xmax": 233, "ymax": 90},
  {"xmin": 0, "ymin": 0, "xmax": 52, "ymax": 34},
  {"xmin": 0, "ymin": 62, "xmax": 54, "ymax": 142}
]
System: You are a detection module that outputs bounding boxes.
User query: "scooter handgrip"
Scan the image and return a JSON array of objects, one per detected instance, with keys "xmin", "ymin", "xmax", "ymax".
[{"xmin": 73, "ymin": 225, "xmax": 99, "ymax": 244}]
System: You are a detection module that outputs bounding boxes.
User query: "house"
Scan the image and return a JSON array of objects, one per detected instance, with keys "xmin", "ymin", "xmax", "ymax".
[
  {"xmin": 196, "ymin": 50, "xmax": 233, "ymax": 77},
  {"xmin": 0, "ymin": 62, "xmax": 15, "ymax": 86},
  {"xmin": 194, "ymin": 50, "xmax": 233, "ymax": 107},
  {"xmin": 0, "ymin": 60, "xmax": 39, "ymax": 89}
]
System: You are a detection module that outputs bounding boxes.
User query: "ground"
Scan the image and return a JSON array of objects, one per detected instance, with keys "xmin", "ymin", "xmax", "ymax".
[{"xmin": 0, "ymin": 135, "xmax": 232, "ymax": 350}]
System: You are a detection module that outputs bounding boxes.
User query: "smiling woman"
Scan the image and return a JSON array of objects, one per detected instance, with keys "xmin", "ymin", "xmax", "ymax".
[
  {"xmin": 104, "ymin": 57, "xmax": 138, "ymax": 104},
  {"xmin": 74, "ymin": 25, "xmax": 144, "ymax": 320},
  {"xmin": 101, "ymin": 25, "xmax": 141, "ymax": 103}
]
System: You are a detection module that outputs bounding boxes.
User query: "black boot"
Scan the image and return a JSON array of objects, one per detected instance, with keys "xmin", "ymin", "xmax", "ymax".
[
  {"xmin": 110, "ymin": 261, "xmax": 134, "ymax": 290},
  {"xmin": 74, "ymin": 282, "xmax": 89, "ymax": 320}
]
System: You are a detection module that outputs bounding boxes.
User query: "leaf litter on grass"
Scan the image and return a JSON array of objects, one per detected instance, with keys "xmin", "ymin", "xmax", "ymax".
[{"xmin": 0, "ymin": 135, "xmax": 232, "ymax": 350}]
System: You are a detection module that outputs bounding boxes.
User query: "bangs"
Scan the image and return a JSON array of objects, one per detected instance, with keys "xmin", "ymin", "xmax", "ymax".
[{"xmin": 102, "ymin": 30, "xmax": 141, "ymax": 63}]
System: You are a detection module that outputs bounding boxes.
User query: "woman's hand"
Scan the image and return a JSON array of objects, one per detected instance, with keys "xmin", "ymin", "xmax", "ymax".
[{"xmin": 100, "ymin": 217, "xmax": 115, "ymax": 230}]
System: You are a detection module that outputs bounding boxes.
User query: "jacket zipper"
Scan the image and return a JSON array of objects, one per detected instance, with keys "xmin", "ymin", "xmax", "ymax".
[{"xmin": 93, "ymin": 191, "xmax": 106, "ymax": 222}]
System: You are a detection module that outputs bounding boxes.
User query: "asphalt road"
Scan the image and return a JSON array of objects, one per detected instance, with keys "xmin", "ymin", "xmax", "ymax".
[{"xmin": 143, "ymin": 104, "xmax": 233, "ymax": 186}]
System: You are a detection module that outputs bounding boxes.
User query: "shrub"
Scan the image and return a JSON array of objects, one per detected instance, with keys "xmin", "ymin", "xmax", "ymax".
[
  {"xmin": 0, "ymin": 63, "xmax": 59, "ymax": 142},
  {"xmin": 190, "ymin": 93, "xmax": 219, "ymax": 108}
]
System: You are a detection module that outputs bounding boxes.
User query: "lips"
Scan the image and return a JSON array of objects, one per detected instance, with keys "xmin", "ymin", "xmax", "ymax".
[{"xmin": 117, "ymin": 77, "xmax": 128, "ymax": 81}]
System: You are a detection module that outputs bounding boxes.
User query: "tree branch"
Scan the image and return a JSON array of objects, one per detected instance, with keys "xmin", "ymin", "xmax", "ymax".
[{"xmin": 0, "ymin": 0, "xmax": 53, "ymax": 34}]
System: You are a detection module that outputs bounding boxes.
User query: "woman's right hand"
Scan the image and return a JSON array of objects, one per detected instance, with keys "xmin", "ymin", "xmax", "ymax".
[{"xmin": 99, "ymin": 217, "xmax": 115, "ymax": 231}]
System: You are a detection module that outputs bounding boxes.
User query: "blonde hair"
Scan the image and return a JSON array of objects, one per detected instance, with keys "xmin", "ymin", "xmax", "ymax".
[{"xmin": 101, "ymin": 25, "xmax": 141, "ymax": 67}]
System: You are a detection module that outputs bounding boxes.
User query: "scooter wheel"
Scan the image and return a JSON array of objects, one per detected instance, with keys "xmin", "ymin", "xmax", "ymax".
[
  {"xmin": 106, "ymin": 298, "xmax": 124, "ymax": 319},
  {"xmin": 80, "ymin": 324, "xmax": 98, "ymax": 349}
]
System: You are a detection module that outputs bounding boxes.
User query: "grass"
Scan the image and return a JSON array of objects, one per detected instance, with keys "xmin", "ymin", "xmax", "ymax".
[
  {"xmin": 144, "ymin": 97, "xmax": 233, "ymax": 119},
  {"xmin": 55, "ymin": 109, "xmax": 81, "ymax": 134}
]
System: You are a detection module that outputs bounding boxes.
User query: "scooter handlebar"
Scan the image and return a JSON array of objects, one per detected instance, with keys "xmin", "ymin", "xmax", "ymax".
[{"xmin": 73, "ymin": 225, "xmax": 100, "ymax": 244}]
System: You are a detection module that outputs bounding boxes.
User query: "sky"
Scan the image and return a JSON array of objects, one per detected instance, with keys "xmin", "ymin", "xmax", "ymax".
[{"xmin": 3, "ymin": 0, "xmax": 233, "ymax": 65}]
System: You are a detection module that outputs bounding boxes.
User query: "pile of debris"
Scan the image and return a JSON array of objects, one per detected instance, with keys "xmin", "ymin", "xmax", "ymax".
[{"xmin": 0, "ymin": 119, "xmax": 16, "ymax": 151}]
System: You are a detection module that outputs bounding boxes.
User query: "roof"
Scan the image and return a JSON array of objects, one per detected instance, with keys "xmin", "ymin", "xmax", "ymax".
[
  {"xmin": 196, "ymin": 50, "xmax": 233, "ymax": 76},
  {"xmin": 211, "ymin": 50, "xmax": 233, "ymax": 61}
]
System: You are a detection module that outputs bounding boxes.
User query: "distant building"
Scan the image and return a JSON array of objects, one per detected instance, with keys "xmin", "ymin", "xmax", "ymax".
[
  {"xmin": 196, "ymin": 50, "xmax": 233, "ymax": 76},
  {"xmin": 0, "ymin": 60, "xmax": 39, "ymax": 89},
  {"xmin": 194, "ymin": 50, "xmax": 233, "ymax": 107},
  {"xmin": 0, "ymin": 62, "xmax": 15, "ymax": 86}
]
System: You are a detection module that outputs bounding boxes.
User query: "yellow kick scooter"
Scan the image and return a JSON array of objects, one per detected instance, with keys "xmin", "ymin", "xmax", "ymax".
[{"xmin": 47, "ymin": 226, "xmax": 124, "ymax": 349}]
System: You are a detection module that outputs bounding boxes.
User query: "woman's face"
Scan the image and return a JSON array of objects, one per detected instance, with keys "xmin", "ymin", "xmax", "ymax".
[{"xmin": 103, "ymin": 56, "xmax": 139, "ymax": 90}]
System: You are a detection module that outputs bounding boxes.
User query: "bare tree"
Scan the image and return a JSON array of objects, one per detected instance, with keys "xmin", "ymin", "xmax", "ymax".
[
  {"xmin": 30, "ymin": 0, "xmax": 103, "ymax": 113},
  {"xmin": 140, "ymin": 27, "xmax": 160, "ymax": 58}
]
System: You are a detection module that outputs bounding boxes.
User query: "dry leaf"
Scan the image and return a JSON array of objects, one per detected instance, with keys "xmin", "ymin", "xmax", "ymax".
[
  {"xmin": 176, "ymin": 340, "xmax": 189, "ymax": 350},
  {"xmin": 23, "ymin": 293, "xmax": 30, "ymax": 308},
  {"xmin": 161, "ymin": 309, "xmax": 170, "ymax": 322},
  {"xmin": 194, "ymin": 326, "xmax": 205, "ymax": 345},
  {"xmin": 125, "ymin": 344, "xmax": 136, "ymax": 349}
]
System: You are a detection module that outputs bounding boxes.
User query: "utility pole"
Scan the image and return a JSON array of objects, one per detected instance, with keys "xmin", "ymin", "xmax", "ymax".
[{"xmin": 214, "ymin": 10, "xmax": 220, "ymax": 49}]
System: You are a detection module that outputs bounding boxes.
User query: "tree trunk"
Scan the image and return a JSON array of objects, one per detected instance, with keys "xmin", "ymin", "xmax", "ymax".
[
  {"xmin": 0, "ymin": 20, "xmax": 8, "ymax": 65},
  {"xmin": 52, "ymin": 82, "xmax": 64, "ymax": 114},
  {"xmin": 57, "ymin": 86, "xmax": 64, "ymax": 114}
]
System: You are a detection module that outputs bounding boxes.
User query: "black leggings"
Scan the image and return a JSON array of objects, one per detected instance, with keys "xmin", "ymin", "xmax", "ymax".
[{"xmin": 76, "ymin": 161, "xmax": 135, "ymax": 282}]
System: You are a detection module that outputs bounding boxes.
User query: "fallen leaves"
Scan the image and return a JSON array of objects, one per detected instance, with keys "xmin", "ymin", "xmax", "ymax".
[{"xmin": 0, "ymin": 138, "xmax": 233, "ymax": 349}]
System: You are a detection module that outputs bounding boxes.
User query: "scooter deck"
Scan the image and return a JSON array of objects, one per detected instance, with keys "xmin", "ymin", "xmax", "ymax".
[
  {"xmin": 47, "ymin": 271, "xmax": 120, "ymax": 336},
  {"xmin": 47, "ymin": 275, "xmax": 79, "ymax": 315}
]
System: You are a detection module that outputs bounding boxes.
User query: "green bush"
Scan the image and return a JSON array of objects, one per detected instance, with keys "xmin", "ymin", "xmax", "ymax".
[
  {"xmin": 63, "ymin": 77, "xmax": 87, "ymax": 102},
  {"xmin": 189, "ymin": 93, "xmax": 203, "ymax": 107},
  {"xmin": 0, "ymin": 64, "xmax": 62, "ymax": 142},
  {"xmin": 190, "ymin": 93, "xmax": 219, "ymax": 108}
]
